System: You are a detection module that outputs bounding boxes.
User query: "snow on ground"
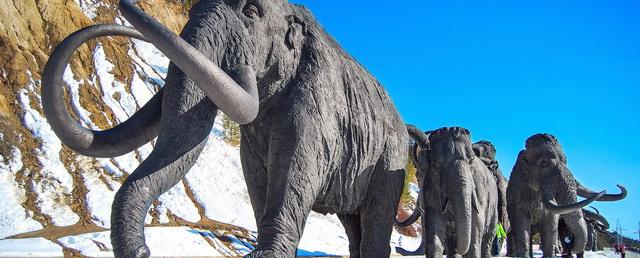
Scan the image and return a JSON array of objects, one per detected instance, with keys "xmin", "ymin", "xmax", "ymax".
[
  {"xmin": 0, "ymin": 238, "xmax": 63, "ymax": 257},
  {"xmin": 58, "ymin": 227, "xmax": 224, "ymax": 257},
  {"xmin": 185, "ymin": 116, "xmax": 257, "ymax": 231},
  {"xmin": 156, "ymin": 181, "xmax": 201, "ymax": 224},
  {"xmin": 0, "ymin": 147, "xmax": 43, "ymax": 238},
  {"xmin": 92, "ymin": 43, "xmax": 138, "ymax": 121},
  {"xmin": 17, "ymin": 80, "xmax": 79, "ymax": 227},
  {"xmin": 79, "ymin": 156, "xmax": 120, "ymax": 228},
  {"xmin": 299, "ymin": 212, "xmax": 350, "ymax": 255}
]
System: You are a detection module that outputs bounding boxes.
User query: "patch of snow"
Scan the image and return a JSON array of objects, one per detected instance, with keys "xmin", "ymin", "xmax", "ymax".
[
  {"xmin": 223, "ymin": 234, "xmax": 253, "ymax": 256},
  {"xmin": 0, "ymin": 147, "xmax": 43, "ymax": 238},
  {"xmin": 136, "ymin": 142, "xmax": 154, "ymax": 161},
  {"xmin": 111, "ymin": 152, "xmax": 139, "ymax": 175},
  {"xmin": 58, "ymin": 231, "xmax": 112, "ymax": 257},
  {"xmin": 145, "ymin": 227, "xmax": 221, "ymax": 256},
  {"xmin": 92, "ymin": 43, "xmax": 138, "ymax": 122},
  {"xmin": 184, "ymin": 119, "xmax": 256, "ymax": 231},
  {"xmin": 18, "ymin": 83, "xmax": 79, "ymax": 226},
  {"xmin": 298, "ymin": 212, "xmax": 350, "ymax": 256},
  {"xmin": 391, "ymin": 230, "xmax": 422, "ymax": 256},
  {"xmin": 0, "ymin": 238, "xmax": 63, "ymax": 257},
  {"xmin": 74, "ymin": 0, "xmax": 106, "ymax": 20},
  {"xmin": 63, "ymin": 66, "xmax": 98, "ymax": 129},
  {"xmin": 156, "ymin": 181, "xmax": 201, "ymax": 223},
  {"xmin": 129, "ymin": 38, "xmax": 169, "ymax": 79},
  {"xmin": 129, "ymin": 69, "xmax": 156, "ymax": 109},
  {"xmin": 60, "ymin": 227, "xmax": 223, "ymax": 257},
  {"xmin": 96, "ymin": 158, "xmax": 124, "ymax": 178},
  {"xmin": 80, "ymin": 157, "xmax": 119, "ymax": 228}
]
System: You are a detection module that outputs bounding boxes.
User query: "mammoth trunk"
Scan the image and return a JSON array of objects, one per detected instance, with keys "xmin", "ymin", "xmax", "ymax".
[{"xmin": 445, "ymin": 160, "xmax": 474, "ymax": 255}]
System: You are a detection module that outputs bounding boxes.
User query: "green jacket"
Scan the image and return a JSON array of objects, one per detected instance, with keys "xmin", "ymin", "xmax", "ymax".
[{"xmin": 496, "ymin": 223, "xmax": 507, "ymax": 239}]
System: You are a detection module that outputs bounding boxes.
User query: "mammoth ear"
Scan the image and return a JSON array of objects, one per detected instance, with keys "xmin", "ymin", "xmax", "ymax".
[{"xmin": 285, "ymin": 15, "xmax": 307, "ymax": 50}]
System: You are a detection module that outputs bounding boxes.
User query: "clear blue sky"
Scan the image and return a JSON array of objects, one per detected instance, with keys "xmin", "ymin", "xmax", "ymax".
[{"xmin": 290, "ymin": 0, "xmax": 640, "ymax": 238}]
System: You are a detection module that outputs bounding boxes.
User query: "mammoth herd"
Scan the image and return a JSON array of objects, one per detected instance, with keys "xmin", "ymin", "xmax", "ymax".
[
  {"xmin": 39, "ymin": 0, "xmax": 626, "ymax": 257},
  {"xmin": 399, "ymin": 126, "xmax": 625, "ymax": 258}
]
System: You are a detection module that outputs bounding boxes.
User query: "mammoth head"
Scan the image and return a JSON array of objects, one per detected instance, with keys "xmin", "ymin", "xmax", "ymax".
[
  {"xmin": 516, "ymin": 134, "xmax": 626, "ymax": 215},
  {"xmin": 119, "ymin": 0, "xmax": 314, "ymax": 119},
  {"xmin": 42, "ymin": 0, "xmax": 317, "ymax": 157},
  {"xmin": 407, "ymin": 126, "xmax": 477, "ymax": 255},
  {"xmin": 218, "ymin": 0, "xmax": 311, "ymax": 102},
  {"xmin": 473, "ymin": 140, "xmax": 499, "ymax": 172}
]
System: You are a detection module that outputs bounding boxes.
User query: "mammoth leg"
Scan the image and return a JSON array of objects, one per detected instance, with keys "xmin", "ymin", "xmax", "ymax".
[
  {"xmin": 111, "ymin": 70, "xmax": 217, "ymax": 257},
  {"xmin": 338, "ymin": 214, "xmax": 362, "ymax": 258},
  {"xmin": 586, "ymin": 222, "xmax": 595, "ymax": 251},
  {"xmin": 563, "ymin": 213, "xmax": 588, "ymax": 255},
  {"xmin": 248, "ymin": 134, "xmax": 324, "ymax": 257},
  {"xmin": 482, "ymin": 228, "xmax": 497, "ymax": 257},
  {"xmin": 359, "ymin": 165, "xmax": 405, "ymax": 257},
  {"xmin": 424, "ymin": 208, "xmax": 447, "ymax": 258},
  {"xmin": 510, "ymin": 216, "xmax": 532, "ymax": 257},
  {"xmin": 463, "ymin": 220, "xmax": 482, "ymax": 258},
  {"xmin": 541, "ymin": 215, "xmax": 559, "ymax": 258},
  {"xmin": 240, "ymin": 133, "xmax": 268, "ymax": 225}
]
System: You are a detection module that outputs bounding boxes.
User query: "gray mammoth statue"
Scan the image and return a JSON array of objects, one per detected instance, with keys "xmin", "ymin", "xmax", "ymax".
[
  {"xmin": 583, "ymin": 207, "xmax": 609, "ymax": 251},
  {"xmin": 472, "ymin": 140, "xmax": 509, "ymax": 230},
  {"xmin": 400, "ymin": 126, "xmax": 499, "ymax": 257},
  {"xmin": 506, "ymin": 134, "xmax": 626, "ymax": 258},
  {"xmin": 557, "ymin": 207, "xmax": 609, "ymax": 254},
  {"xmin": 396, "ymin": 132, "xmax": 508, "ymax": 257},
  {"xmin": 42, "ymin": 0, "xmax": 408, "ymax": 257}
]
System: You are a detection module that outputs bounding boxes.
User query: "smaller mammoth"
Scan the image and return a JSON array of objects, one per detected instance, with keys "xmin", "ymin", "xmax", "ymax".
[
  {"xmin": 396, "ymin": 136, "xmax": 509, "ymax": 257},
  {"xmin": 557, "ymin": 207, "xmax": 609, "ymax": 254},
  {"xmin": 506, "ymin": 134, "xmax": 626, "ymax": 258},
  {"xmin": 401, "ymin": 126, "xmax": 500, "ymax": 257}
]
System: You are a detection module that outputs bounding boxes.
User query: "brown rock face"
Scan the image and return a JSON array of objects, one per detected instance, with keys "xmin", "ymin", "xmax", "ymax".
[{"xmin": 0, "ymin": 0, "xmax": 218, "ymax": 248}]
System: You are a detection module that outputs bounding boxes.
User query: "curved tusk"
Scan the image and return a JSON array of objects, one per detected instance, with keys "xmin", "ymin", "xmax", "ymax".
[
  {"xmin": 119, "ymin": 0, "xmax": 258, "ymax": 124},
  {"xmin": 406, "ymin": 124, "xmax": 430, "ymax": 147},
  {"xmin": 543, "ymin": 191, "xmax": 606, "ymax": 215},
  {"xmin": 583, "ymin": 208, "xmax": 610, "ymax": 230},
  {"xmin": 577, "ymin": 183, "xmax": 627, "ymax": 202},
  {"xmin": 42, "ymin": 24, "xmax": 162, "ymax": 157},
  {"xmin": 395, "ymin": 208, "xmax": 421, "ymax": 227}
]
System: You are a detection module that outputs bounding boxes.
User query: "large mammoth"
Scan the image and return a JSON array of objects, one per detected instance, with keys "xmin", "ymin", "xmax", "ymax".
[
  {"xmin": 42, "ymin": 0, "xmax": 408, "ymax": 257},
  {"xmin": 402, "ymin": 126, "xmax": 499, "ymax": 257},
  {"xmin": 506, "ymin": 134, "xmax": 626, "ymax": 257}
]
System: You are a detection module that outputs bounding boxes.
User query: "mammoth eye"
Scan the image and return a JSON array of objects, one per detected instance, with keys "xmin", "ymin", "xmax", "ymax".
[
  {"xmin": 540, "ymin": 160, "xmax": 550, "ymax": 167},
  {"xmin": 243, "ymin": 4, "xmax": 260, "ymax": 18}
]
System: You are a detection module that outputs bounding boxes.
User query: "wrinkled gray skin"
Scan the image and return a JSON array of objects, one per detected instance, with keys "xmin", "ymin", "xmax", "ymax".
[
  {"xmin": 41, "ymin": 0, "xmax": 407, "ymax": 257},
  {"xmin": 402, "ymin": 126, "xmax": 499, "ymax": 258},
  {"xmin": 583, "ymin": 207, "xmax": 609, "ymax": 251},
  {"xmin": 396, "ymin": 131, "xmax": 508, "ymax": 257},
  {"xmin": 472, "ymin": 140, "xmax": 509, "ymax": 230},
  {"xmin": 557, "ymin": 207, "xmax": 609, "ymax": 253},
  {"xmin": 506, "ymin": 134, "xmax": 626, "ymax": 258}
]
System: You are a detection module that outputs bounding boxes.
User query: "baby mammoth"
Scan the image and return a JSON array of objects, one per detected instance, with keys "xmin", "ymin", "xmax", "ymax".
[
  {"xmin": 403, "ymin": 126, "xmax": 499, "ymax": 257},
  {"xmin": 506, "ymin": 134, "xmax": 626, "ymax": 258}
]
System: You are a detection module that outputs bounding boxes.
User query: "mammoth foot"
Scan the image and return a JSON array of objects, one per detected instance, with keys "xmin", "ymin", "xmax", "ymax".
[
  {"xmin": 116, "ymin": 244, "xmax": 150, "ymax": 258},
  {"xmin": 243, "ymin": 250, "xmax": 286, "ymax": 258}
]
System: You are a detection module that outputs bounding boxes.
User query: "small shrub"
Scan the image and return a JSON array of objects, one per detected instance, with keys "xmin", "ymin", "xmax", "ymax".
[
  {"xmin": 222, "ymin": 115, "xmax": 241, "ymax": 146},
  {"xmin": 400, "ymin": 154, "xmax": 417, "ymax": 205}
]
